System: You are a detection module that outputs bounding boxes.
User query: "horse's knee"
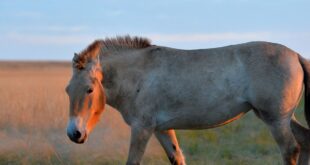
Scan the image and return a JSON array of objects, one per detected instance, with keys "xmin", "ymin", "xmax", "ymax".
[
  {"xmin": 168, "ymin": 156, "xmax": 178, "ymax": 165},
  {"xmin": 168, "ymin": 156, "xmax": 186, "ymax": 165},
  {"xmin": 168, "ymin": 149, "xmax": 186, "ymax": 165}
]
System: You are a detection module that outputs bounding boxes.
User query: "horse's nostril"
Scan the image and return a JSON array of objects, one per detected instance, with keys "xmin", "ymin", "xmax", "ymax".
[{"xmin": 73, "ymin": 130, "xmax": 81, "ymax": 139}]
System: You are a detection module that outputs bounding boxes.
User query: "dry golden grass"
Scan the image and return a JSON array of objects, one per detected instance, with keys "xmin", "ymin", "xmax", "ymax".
[
  {"xmin": 0, "ymin": 61, "xmax": 166, "ymax": 165},
  {"xmin": 0, "ymin": 61, "xmax": 307, "ymax": 165}
]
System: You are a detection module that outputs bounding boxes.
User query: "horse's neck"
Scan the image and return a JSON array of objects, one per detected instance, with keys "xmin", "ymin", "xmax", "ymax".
[{"xmin": 100, "ymin": 50, "xmax": 145, "ymax": 110}]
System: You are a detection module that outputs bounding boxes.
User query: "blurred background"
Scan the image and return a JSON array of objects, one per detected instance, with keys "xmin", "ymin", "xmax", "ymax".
[
  {"xmin": 0, "ymin": 0, "xmax": 309, "ymax": 164},
  {"xmin": 0, "ymin": 0, "xmax": 310, "ymax": 60}
]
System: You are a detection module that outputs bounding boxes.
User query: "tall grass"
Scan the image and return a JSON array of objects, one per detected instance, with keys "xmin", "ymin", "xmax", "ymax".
[
  {"xmin": 0, "ymin": 62, "xmax": 306, "ymax": 164},
  {"xmin": 0, "ymin": 62, "xmax": 165, "ymax": 165}
]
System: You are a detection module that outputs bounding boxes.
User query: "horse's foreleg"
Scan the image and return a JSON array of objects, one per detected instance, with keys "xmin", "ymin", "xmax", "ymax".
[
  {"xmin": 126, "ymin": 126, "xmax": 153, "ymax": 165},
  {"xmin": 155, "ymin": 129, "xmax": 186, "ymax": 165}
]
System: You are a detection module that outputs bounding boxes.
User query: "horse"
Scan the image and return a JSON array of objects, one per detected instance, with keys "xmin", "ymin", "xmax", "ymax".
[{"xmin": 65, "ymin": 36, "xmax": 310, "ymax": 165}]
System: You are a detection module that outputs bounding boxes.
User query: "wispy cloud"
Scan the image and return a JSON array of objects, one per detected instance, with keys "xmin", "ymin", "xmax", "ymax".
[
  {"xmin": 5, "ymin": 32, "xmax": 95, "ymax": 45},
  {"xmin": 4, "ymin": 31, "xmax": 310, "ymax": 46},
  {"xmin": 0, "ymin": 25, "xmax": 90, "ymax": 35},
  {"xmin": 146, "ymin": 32, "xmax": 272, "ymax": 43},
  {"xmin": 1, "ymin": 31, "xmax": 310, "ymax": 59}
]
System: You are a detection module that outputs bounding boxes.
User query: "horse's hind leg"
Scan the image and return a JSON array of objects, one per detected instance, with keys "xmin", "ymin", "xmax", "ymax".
[
  {"xmin": 270, "ymin": 119, "xmax": 300, "ymax": 165},
  {"xmin": 291, "ymin": 117, "xmax": 310, "ymax": 165},
  {"xmin": 254, "ymin": 110, "xmax": 300, "ymax": 165},
  {"xmin": 154, "ymin": 129, "xmax": 186, "ymax": 165}
]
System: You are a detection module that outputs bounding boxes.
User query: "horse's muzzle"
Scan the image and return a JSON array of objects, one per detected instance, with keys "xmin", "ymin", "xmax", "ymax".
[{"xmin": 67, "ymin": 129, "xmax": 87, "ymax": 144}]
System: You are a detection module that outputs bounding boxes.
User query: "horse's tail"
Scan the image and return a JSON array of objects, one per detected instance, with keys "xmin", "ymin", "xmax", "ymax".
[
  {"xmin": 298, "ymin": 54, "xmax": 310, "ymax": 127},
  {"xmin": 290, "ymin": 54, "xmax": 310, "ymax": 163}
]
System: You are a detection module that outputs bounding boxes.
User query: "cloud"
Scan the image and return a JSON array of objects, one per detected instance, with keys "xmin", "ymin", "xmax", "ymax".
[
  {"xmin": 5, "ymin": 32, "xmax": 96, "ymax": 45},
  {"xmin": 3, "ymin": 31, "xmax": 310, "ymax": 47},
  {"xmin": 1, "ymin": 31, "xmax": 310, "ymax": 59},
  {"xmin": 146, "ymin": 32, "xmax": 272, "ymax": 43},
  {"xmin": 4, "ymin": 25, "xmax": 90, "ymax": 34}
]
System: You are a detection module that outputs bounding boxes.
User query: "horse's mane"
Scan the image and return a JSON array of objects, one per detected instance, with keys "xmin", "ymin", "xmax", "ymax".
[
  {"xmin": 73, "ymin": 36, "xmax": 151, "ymax": 69},
  {"xmin": 100, "ymin": 35, "xmax": 151, "ymax": 50}
]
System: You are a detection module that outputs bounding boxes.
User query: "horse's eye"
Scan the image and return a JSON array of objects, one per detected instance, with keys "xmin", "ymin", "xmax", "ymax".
[
  {"xmin": 87, "ymin": 88, "xmax": 93, "ymax": 94},
  {"xmin": 65, "ymin": 86, "xmax": 69, "ymax": 93}
]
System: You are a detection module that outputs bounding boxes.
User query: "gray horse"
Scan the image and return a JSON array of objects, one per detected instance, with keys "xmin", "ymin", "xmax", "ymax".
[{"xmin": 65, "ymin": 36, "xmax": 310, "ymax": 165}]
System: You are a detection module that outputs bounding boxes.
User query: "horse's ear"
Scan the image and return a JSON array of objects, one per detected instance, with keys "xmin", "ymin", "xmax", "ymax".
[
  {"xmin": 73, "ymin": 40, "xmax": 101, "ymax": 70},
  {"xmin": 72, "ymin": 53, "xmax": 86, "ymax": 69},
  {"xmin": 72, "ymin": 53, "xmax": 79, "ymax": 67},
  {"xmin": 86, "ymin": 40, "xmax": 101, "ymax": 60},
  {"xmin": 73, "ymin": 53, "xmax": 79, "ymax": 64}
]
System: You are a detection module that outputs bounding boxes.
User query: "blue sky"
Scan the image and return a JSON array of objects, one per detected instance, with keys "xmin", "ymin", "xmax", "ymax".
[{"xmin": 0, "ymin": 0, "xmax": 310, "ymax": 60}]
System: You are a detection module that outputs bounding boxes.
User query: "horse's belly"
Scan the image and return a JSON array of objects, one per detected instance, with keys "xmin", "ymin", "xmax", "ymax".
[{"xmin": 155, "ymin": 101, "xmax": 252, "ymax": 130}]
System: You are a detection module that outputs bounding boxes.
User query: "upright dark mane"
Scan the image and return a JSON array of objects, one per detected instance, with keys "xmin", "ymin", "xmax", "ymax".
[
  {"xmin": 73, "ymin": 36, "xmax": 151, "ymax": 69},
  {"xmin": 101, "ymin": 35, "xmax": 151, "ymax": 50}
]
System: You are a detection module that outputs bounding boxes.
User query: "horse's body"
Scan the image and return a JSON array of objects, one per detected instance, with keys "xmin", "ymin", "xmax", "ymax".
[{"xmin": 66, "ymin": 36, "xmax": 310, "ymax": 165}]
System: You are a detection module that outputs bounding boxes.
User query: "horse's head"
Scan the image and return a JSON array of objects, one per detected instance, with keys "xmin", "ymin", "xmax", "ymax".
[{"xmin": 66, "ymin": 43, "xmax": 105, "ymax": 144}]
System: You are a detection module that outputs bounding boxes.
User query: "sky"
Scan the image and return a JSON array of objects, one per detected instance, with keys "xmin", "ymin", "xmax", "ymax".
[{"xmin": 0, "ymin": 0, "xmax": 310, "ymax": 60}]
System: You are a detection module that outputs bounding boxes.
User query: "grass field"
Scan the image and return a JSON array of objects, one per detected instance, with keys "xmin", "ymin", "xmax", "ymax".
[{"xmin": 0, "ymin": 61, "xmax": 307, "ymax": 165}]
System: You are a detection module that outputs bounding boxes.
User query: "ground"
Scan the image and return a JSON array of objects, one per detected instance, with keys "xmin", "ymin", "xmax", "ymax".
[{"xmin": 0, "ymin": 61, "xmax": 306, "ymax": 165}]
